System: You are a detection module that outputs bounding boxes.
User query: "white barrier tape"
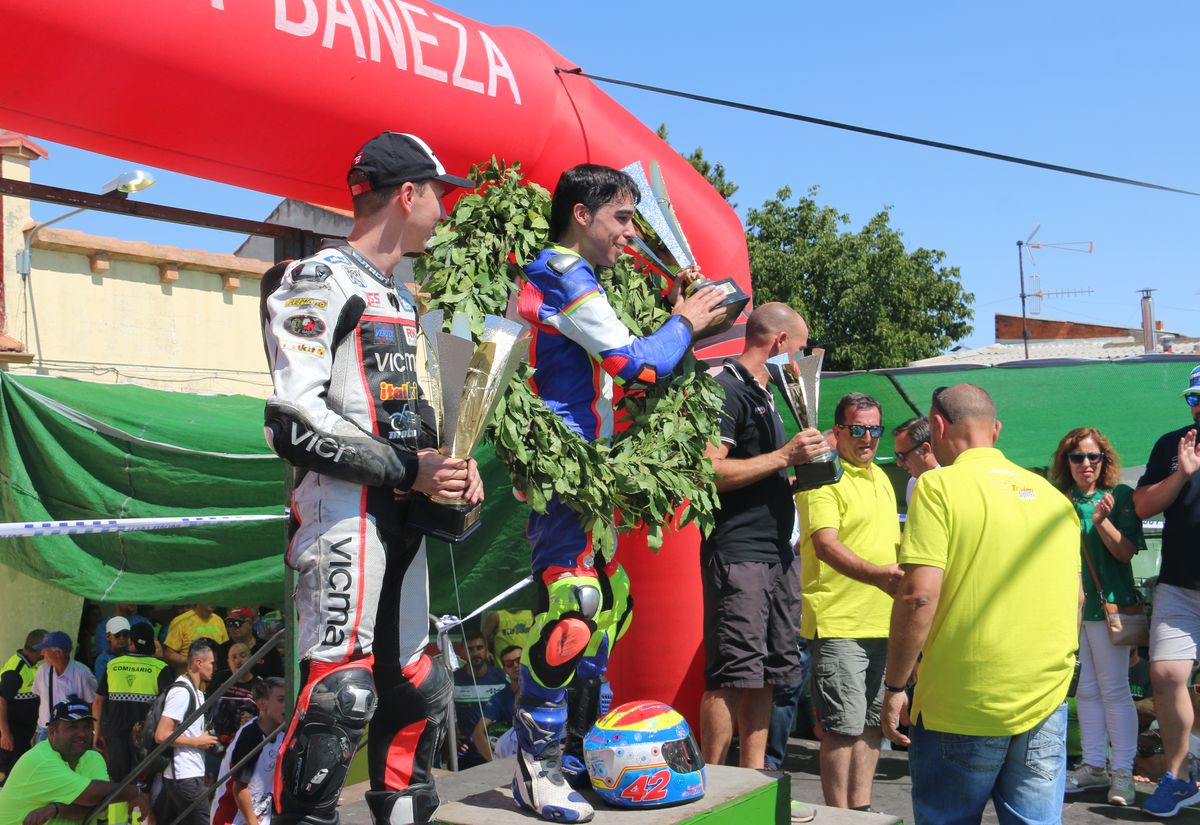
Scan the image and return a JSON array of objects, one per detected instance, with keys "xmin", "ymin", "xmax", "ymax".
[{"xmin": 0, "ymin": 513, "xmax": 286, "ymax": 539}]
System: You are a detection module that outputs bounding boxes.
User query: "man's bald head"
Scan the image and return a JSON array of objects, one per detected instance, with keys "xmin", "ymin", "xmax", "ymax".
[
  {"xmin": 745, "ymin": 303, "xmax": 806, "ymax": 346},
  {"xmin": 928, "ymin": 383, "xmax": 1000, "ymax": 465},
  {"xmin": 931, "ymin": 384, "xmax": 995, "ymax": 425}
]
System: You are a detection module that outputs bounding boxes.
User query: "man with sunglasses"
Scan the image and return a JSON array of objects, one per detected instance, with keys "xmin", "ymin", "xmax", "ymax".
[
  {"xmin": 892, "ymin": 416, "xmax": 940, "ymax": 507},
  {"xmin": 1133, "ymin": 364, "xmax": 1200, "ymax": 817},
  {"xmin": 91, "ymin": 618, "xmax": 130, "ymax": 683},
  {"xmin": 796, "ymin": 392, "xmax": 900, "ymax": 812},
  {"xmin": 470, "ymin": 646, "xmax": 524, "ymax": 761}
]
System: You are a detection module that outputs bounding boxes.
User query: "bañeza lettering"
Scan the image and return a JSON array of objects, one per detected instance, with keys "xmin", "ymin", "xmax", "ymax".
[{"xmin": 254, "ymin": 0, "xmax": 521, "ymax": 104}]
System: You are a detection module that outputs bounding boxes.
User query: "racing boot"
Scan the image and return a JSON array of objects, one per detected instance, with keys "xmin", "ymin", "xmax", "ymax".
[{"xmin": 512, "ymin": 697, "xmax": 593, "ymax": 823}]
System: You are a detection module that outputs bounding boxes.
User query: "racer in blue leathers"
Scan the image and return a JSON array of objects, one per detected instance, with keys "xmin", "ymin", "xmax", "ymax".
[{"xmin": 511, "ymin": 164, "xmax": 725, "ymax": 822}]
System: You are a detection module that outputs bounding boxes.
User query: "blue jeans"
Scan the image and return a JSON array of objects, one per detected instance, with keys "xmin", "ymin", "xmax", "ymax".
[
  {"xmin": 765, "ymin": 640, "xmax": 811, "ymax": 770},
  {"xmin": 909, "ymin": 703, "xmax": 1067, "ymax": 825}
]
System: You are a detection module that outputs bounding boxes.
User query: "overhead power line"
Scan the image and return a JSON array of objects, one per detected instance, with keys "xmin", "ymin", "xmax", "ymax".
[{"xmin": 556, "ymin": 68, "xmax": 1200, "ymax": 198}]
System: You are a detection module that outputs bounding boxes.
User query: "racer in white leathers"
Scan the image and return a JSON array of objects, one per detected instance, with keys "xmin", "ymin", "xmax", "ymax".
[{"xmin": 260, "ymin": 132, "xmax": 481, "ymax": 825}]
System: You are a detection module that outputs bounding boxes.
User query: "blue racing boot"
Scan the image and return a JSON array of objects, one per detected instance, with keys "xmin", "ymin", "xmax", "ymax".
[{"xmin": 512, "ymin": 697, "xmax": 594, "ymax": 822}]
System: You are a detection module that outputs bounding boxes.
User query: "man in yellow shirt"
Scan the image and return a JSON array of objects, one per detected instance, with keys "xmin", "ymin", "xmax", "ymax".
[
  {"xmin": 163, "ymin": 605, "xmax": 228, "ymax": 671},
  {"xmin": 796, "ymin": 392, "xmax": 901, "ymax": 811},
  {"xmin": 881, "ymin": 384, "xmax": 1080, "ymax": 824}
]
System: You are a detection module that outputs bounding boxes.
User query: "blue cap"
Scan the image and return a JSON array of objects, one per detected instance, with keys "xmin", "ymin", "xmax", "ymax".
[
  {"xmin": 33, "ymin": 630, "xmax": 73, "ymax": 652},
  {"xmin": 1183, "ymin": 365, "xmax": 1200, "ymax": 397}
]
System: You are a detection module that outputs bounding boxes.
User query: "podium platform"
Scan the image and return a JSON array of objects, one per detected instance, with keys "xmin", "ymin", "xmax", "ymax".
[
  {"xmin": 337, "ymin": 757, "xmax": 788, "ymax": 824},
  {"xmin": 336, "ymin": 758, "xmax": 907, "ymax": 824}
]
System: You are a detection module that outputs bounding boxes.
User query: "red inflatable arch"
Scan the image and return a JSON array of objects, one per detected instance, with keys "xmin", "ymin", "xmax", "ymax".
[{"xmin": 0, "ymin": 0, "xmax": 754, "ymax": 728}]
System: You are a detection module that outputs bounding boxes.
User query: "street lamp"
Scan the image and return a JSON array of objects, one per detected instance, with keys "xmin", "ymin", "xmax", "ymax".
[{"xmin": 15, "ymin": 169, "xmax": 156, "ymax": 277}]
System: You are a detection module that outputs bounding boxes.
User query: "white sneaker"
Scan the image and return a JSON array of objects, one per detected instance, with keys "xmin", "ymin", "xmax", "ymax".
[
  {"xmin": 1108, "ymin": 770, "xmax": 1136, "ymax": 806},
  {"xmin": 1065, "ymin": 763, "xmax": 1110, "ymax": 793}
]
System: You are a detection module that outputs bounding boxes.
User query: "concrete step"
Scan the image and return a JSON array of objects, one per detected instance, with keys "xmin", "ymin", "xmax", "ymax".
[{"xmin": 336, "ymin": 757, "xmax": 904, "ymax": 824}]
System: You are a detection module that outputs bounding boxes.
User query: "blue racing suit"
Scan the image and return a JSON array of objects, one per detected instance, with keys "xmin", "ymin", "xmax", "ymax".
[{"xmin": 514, "ymin": 246, "xmax": 694, "ymax": 709}]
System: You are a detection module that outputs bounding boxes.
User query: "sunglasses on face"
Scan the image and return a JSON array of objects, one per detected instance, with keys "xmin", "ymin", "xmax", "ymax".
[
  {"xmin": 501, "ymin": 658, "xmax": 521, "ymax": 668},
  {"xmin": 225, "ymin": 618, "xmax": 248, "ymax": 627},
  {"xmin": 109, "ymin": 631, "xmax": 129, "ymax": 638},
  {"xmin": 1187, "ymin": 394, "xmax": 1200, "ymax": 408},
  {"xmin": 837, "ymin": 423, "xmax": 884, "ymax": 439},
  {"xmin": 931, "ymin": 386, "xmax": 956, "ymax": 424},
  {"xmin": 1067, "ymin": 452, "xmax": 1105, "ymax": 465},
  {"xmin": 895, "ymin": 442, "xmax": 928, "ymax": 463}
]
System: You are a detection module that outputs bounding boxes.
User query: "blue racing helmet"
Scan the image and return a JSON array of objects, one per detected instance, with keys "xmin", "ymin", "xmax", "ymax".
[{"xmin": 583, "ymin": 700, "xmax": 705, "ymax": 808}]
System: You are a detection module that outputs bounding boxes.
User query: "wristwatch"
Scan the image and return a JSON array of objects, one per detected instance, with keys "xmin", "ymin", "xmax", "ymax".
[{"xmin": 884, "ymin": 682, "xmax": 908, "ymax": 693}]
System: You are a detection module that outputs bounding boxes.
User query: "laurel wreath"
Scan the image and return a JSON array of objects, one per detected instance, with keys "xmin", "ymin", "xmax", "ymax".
[{"xmin": 414, "ymin": 159, "xmax": 723, "ymax": 556}]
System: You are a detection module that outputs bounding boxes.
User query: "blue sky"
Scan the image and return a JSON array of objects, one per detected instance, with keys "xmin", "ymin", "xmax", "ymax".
[{"xmin": 21, "ymin": 2, "xmax": 1198, "ymax": 350}]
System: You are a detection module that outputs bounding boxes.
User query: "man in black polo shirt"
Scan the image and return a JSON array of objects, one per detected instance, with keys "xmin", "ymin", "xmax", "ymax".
[
  {"xmin": 701, "ymin": 302, "xmax": 827, "ymax": 771},
  {"xmin": 1135, "ymin": 364, "xmax": 1200, "ymax": 817}
]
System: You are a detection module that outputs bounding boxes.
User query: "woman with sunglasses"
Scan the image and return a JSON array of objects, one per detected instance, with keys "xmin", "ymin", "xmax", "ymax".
[{"xmin": 1050, "ymin": 427, "xmax": 1146, "ymax": 806}]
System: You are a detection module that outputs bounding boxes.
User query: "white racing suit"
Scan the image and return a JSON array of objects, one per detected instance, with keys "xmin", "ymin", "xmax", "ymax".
[{"xmin": 260, "ymin": 244, "xmax": 450, "ymax": 825}]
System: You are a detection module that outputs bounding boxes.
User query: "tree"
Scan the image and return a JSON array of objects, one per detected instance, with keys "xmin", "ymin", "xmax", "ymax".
[
  {"xmin": 656, "ymin": 124, "xmax": 738, "ymax": 206},
  {"xmin": 746, "ymin": 186, "xmax": 974, "ymax": 370}
]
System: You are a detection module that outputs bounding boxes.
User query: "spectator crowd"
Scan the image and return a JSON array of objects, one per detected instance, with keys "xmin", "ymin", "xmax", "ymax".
[
  {"xmin": 0, "ymin": 348, "xmax": 1196, "ymax": 825},
  {"xmin": 0, "ymin": 605, "xmax": 287, "ymax": 825}
]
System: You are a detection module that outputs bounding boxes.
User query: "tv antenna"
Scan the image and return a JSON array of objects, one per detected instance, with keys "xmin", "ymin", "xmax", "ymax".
[{"xmin": 1015, "ymin": 224, "xmax": 1094, "ymax": 359}]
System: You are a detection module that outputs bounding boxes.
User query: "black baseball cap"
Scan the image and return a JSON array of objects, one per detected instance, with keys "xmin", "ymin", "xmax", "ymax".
[
  {"xmin": 129, "ymin": 623, "xmax": 156, "ymax": 655},
  {"xmin": 348, "ymin": 132, "xmax": 473, "ymax": 196},
  {"xmin": 50, "ymin": 695, "xmax": 95, "ymax": 724}
]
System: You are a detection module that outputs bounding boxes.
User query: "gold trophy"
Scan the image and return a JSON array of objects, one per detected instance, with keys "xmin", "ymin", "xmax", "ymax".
[
  {"xmin": 766, "ymin": 349, "xmax": 843, "ymax": 492},
  {"xmin": 621, "ymin": 160, "xmax": 749, "ymax": 340},
  {"xmin": 408, "ymin": 310, "xmax": 531, "ymax": 543}
]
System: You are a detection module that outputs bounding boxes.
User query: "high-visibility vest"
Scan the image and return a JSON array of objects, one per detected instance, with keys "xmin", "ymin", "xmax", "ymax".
[
  {"xmin": 103, "ymin": 655, "xmax": 167, "ymax": 703},
  {"xmin": 0, "ymin": 652, "xmax": 37, "ymax": 701}
]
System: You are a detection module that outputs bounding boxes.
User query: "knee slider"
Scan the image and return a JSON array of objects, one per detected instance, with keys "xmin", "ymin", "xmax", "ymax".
[
  {"xmin": 573, "ymin": 583, "xmax": 602, "ymax": 619},
  {"xmin": 279, "ymin": 666, "xmax": 377, "ymax": 816}
]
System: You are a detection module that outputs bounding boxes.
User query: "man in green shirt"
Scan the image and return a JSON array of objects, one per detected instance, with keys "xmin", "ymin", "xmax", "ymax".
[{"xmin": 0, "ymin": 696, "xmax": 151, "ymax": 825}]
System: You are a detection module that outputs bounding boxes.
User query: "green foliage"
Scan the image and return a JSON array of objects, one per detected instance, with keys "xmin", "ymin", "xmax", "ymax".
[
  {"xmin": 416, "ymin": 157, "xmax": 550, "ymax": 335},
  {"xmin": 416, "ymin": 158, "xmax": 723, "ymax": 556},
  {"xmin": 746, "ymin": 186, "xmax": 974, "ymax": 370},
  {"xmin": 656, "ymin": 124, "xmax": 739, "ymax": 206}
]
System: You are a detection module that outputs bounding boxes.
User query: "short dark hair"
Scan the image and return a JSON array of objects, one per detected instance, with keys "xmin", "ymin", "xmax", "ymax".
[
  {"xmin": 254, "ymin": 677, "xmax": 286, "ymax": 701},
  {"xmin": 549, "ymin": 164, "xmax": 641, "ymax": 241},
  {"xmin": 893, "ymin": 416, "xmax": 930, "ymax": 445},
  {"xmin": 499, "ymin": 645, "xmax": 522, "ymax": 661},
  {"xmin": 25, "ymin": 629, "xmax": 47, "ymax": 650},
  {"xmin": 188, "ymin": 638, "xmax": 216, "ymax": 663},
  {"xmin": 834, "ymin": 392, "xmax": 881, "ymax": 425}
]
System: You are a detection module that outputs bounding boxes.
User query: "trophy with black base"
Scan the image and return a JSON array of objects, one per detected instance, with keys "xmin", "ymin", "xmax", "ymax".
[
  {"xmin": 408, "ymin": 310, "xmax": 530, "ymax": 543},
  {"xmin": 621, "ymin": 159, "xmax": 750, "ymax": 340},
  {"xmin": 766, "ymin": 348, "xmax": 843, "ymax": 492}
]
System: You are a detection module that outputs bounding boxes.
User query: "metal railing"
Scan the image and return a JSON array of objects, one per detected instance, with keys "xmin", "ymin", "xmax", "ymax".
[
  {"xmin": 434, "ymin": 575, "xmax": 533, "ymax": 772},
  {"xmin": 155, "ymin": 716, "xmax": 288, "ymax": 825},
  {"xmin": 83, "ymin": 628, "xmax": 286, "ymax": 825}
]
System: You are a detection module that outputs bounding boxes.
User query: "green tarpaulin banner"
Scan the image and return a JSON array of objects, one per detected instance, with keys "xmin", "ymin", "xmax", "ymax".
[
  {"xmin": 1, "ymin": 358, "xmax": 1191, "ymax": 613},
  {"xmin": 0, "ymin": 372, "xmax": 534, "ymax": 612}
]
